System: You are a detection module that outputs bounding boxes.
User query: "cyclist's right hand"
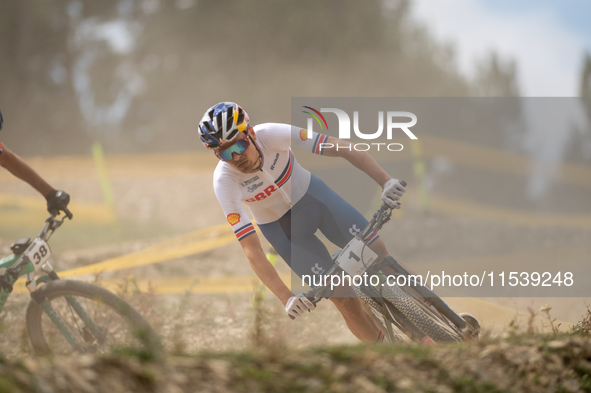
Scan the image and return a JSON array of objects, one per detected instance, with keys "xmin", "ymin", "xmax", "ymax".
[
  {"xmin": 381, "ymin": 178, "xmax": 406, "ymax": 209},
  {"xmin": 45, "ymin": 189, "xmax": 72, "ymax": 218},
  {"xmin": 285, "ymin": 293, "xmax": 316, "ymax": 319}
]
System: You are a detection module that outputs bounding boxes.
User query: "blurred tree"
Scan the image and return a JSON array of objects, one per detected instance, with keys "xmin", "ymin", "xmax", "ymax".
[
  {"xmin": 472, "ymin": 51, "xmax": 519, "ymax": 97},
  {"xmin": 0, "ymin": 0, "xmax": 500, "ymax": 155},
  {"xmin": 580, "ymin": 52, "xmax": 591, "ymax": 130},
  {"xmin": 580, "ymin": 52, "xmax": 591, "ymax": 98},
  {"xmin": 575, "ymin": 52, "xmax": 591, "ymax": 163}
]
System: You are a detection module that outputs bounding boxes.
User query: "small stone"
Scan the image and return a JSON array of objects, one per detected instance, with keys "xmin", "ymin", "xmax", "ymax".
[
  {"xmin": 333, "ymin": 364, "xmax": 347, "ymax": 379},
  {"xmin": 208, "ymin": 359, "xmax": 231, "ymax": 383},
  {"xmin": 81, "ymin": 369, "xmax": 98, "ymax": 381},
  {"xmin": 353, "ymin": 376, "xmax": 386, "ymax": 393},
  {"xmin": 78, "ymin": 354, "xmax": 96, "ymax": 368},
  {"xmin": 435, "ymin": 385, "xmax": 453, "ymax": 393},
  {"xmin": 578, "ymin": 359, "xmax": 591, "ymax": 372},
  {"xmin": 547, "ymin": 340, "xmax": 567, "ymax": 350},
  {"xmin": 560, "ymin": 378, "xmax": 581, "ymax": 393},
  {"xmin": 397, "ymin": 378, "xmax": 414, "ymax": 389}
]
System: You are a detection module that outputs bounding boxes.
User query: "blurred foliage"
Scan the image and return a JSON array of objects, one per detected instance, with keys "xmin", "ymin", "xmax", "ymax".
[
  {"xmin": 472, "ymin": 52, "xmax": 519, "ymax": 97},
  {"xmin": 580, "ymin": 52, "xmax": 591, "ymax": 123},
  {"xmin": 0, "ymin": 0, "xmax": 522, "ymax": 155},
  {"xmin": 580, "ymin": 53, "xmax": 591, "ymax": 98}
]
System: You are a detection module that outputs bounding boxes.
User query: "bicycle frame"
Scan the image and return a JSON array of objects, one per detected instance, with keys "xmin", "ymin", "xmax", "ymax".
[
  {"xmin": 0, "ymin": 214, "xmax": 107, "ymax": 352},
  {"xmin": 302, "ymin": 200, "xmax": 473, "ymax": 341}
]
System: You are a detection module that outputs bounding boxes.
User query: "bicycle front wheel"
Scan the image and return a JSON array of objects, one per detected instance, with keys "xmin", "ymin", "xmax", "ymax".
[
  {"xmin": 354, "ymin": 286, "xmax": 407, "ymax": 343},
  {"xmin": 26, "ymin": 280, "xmax": 160, "ymax": 356},
  {"xmin": 382, "ymin": 284, "xmax": 462, "ymax": 342}
]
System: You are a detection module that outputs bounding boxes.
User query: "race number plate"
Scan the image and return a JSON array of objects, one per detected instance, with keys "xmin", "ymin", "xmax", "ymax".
[
  {"xmin": 335, "ymin": 237, "xmax": 378, "ymax": 276},
  {"xmin": 24, "ymin": 238, "xmax": 52, "ymax": 273}
]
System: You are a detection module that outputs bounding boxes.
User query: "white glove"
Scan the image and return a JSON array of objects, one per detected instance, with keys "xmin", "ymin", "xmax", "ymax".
[
  {"xmin": 381, "ymin": 178, "xmax": 406, "ymax": 209},
  {"xmin": 285, "ymin": 293, "xmax": 316, "ymax": 319}
]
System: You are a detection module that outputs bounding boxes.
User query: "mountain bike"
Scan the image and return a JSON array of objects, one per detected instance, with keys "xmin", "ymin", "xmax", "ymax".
[
  {"xmin": 0, "ymin": 210, "xmax": 160, "ymax": 355},
  {"xmin": 295, "ymin": 181, "xmax": 480, "ymax": 344}
]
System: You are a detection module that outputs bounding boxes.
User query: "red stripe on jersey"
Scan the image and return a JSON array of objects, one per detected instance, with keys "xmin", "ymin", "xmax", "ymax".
[
  {"xmin": 314, "ymin": 135, "xmax": 328, "ymax": 155},
  {"xmin": 236, "ymin": 224, "xmax": 255, "ymax": 239},
  {"xmin": 276, "ymin": 151, "xmax": 293, "ymax": 187}
]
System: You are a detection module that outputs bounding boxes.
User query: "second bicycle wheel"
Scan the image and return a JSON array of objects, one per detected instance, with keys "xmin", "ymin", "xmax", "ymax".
[{"xmin": 26, "ymin": 280, "xmax": 160, "ymax": 356}]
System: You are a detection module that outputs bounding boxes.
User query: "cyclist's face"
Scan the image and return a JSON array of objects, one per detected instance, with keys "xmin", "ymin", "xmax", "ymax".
[{"xmin": 214, "ymin": 127, "xmax": 259, "ymax": 173}]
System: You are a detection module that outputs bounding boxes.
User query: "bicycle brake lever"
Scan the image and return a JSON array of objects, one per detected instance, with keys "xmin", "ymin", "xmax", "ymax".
[{"xmin": 63, "ymin": 207, "xmax": 73, "ymax": 220}]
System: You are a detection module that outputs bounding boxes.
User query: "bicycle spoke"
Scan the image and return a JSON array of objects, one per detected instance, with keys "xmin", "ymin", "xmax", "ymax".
[{"xmin": 37, "ymin": 292, "xmax": 146, "ymax": 354}]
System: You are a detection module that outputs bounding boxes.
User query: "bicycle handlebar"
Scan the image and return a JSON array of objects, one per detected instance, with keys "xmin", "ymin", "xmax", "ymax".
[
  {"xmin": 4, "ymin": 212, "xmax": 68, "ymax": 276},
  {"xmin": 38, "ymin": 211, "xmax": 69, "ymax": 240}
]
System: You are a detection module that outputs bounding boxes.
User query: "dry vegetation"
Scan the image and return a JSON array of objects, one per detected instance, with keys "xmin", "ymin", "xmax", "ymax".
[{"xmin": 1, "ymin": 322, "xmax": 591, "ymax": 392}]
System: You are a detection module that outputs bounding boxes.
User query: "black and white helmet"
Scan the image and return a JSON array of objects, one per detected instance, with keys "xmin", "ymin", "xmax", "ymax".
[{"xmin": 198, "ymin": 102, "xmax": 250, "ymax": 149}]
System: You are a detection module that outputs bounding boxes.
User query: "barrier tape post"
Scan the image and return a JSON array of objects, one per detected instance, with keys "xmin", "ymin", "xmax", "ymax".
[
  {"xmin": 410, "ymin": 139, "xmax": 430, "ymax": 212},
  {"xmin": 92, "ymin": 142, "xmax": 117, "ymax": 221}
]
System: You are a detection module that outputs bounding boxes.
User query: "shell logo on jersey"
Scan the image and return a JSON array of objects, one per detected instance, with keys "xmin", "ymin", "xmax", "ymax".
[
  {"xmin": 299, "ymin": 129, "xmax": 308, "ymax": 141},
  {"xmin": 227, "ymin": 213, "xmax": 241, "ymax": 226}
]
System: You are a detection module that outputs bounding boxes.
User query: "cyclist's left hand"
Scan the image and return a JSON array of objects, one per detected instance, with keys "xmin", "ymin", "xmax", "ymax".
[
  {"xmin": 381, "ymin": 178, "xmax": 406, "ymax": 209},
  {"xmin": 46, "ymin": 189, "xmax": 71, "ymax": 215}
]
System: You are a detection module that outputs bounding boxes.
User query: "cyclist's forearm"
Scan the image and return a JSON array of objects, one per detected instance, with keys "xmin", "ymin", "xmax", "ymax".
[
  {"xmin": 249, "ymin": 257, "xmax": 292, "ymax": 304},
  {"xmin": 0, "ymin": 148, "xmax": 53, "ymax": 197},
  {"xmin": 240, "ymin": 234, "xmax": 292, "ymax": 304}
]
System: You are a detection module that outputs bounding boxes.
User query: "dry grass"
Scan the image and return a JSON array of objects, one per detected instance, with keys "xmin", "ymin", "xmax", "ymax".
[
  {"xmin": 572, "ymin": 303, "xmax": 591, "ymax": 335},
  {"xmin": 2, "ymin": 275, "xmax": 590, "ymax": 361}
]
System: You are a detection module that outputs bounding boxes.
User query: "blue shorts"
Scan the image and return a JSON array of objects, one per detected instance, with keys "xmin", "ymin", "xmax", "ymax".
[{"xmin": 258, "ymin": 174, "xmax": 378, "ymax": 279}]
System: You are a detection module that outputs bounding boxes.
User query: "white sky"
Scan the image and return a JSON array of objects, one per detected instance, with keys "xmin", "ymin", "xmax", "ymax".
[{"xmin": 411, "ymin": 0, "xmax": 590, "ymax": 96}]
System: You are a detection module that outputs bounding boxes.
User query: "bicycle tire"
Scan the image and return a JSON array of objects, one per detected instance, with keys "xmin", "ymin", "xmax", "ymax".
[
  {"xmin": 381, "ymin": 284, "xmax": 461, "ymax": 342},
  {"xmin": 353, "ymin": 286, "xmax": 407, "ymax": 343},
  {"xmin": 26, "ymin": 280, "xmax": 160, "ymax": 356}
]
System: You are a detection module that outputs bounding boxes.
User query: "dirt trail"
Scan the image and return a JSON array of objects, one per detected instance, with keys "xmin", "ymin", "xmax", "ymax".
[{"xmin": 1, "ymin": 153, "xmax": 590, "ymax": 354}]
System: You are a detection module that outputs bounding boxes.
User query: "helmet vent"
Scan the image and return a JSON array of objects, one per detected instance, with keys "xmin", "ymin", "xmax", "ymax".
[{"xmin": 227, "ymin": 129, "xmax": 238, "ymax": 141}]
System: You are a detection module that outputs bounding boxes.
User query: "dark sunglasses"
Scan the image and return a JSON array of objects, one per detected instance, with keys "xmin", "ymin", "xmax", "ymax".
[{"xmin": 215, "ymin": 138, "xmax": 250, "ymax": 162}]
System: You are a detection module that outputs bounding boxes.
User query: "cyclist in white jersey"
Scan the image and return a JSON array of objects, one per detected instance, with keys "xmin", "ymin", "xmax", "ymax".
[{"xmin": 201, "ymin": 102, "xmax": 405, "ymax": 343}]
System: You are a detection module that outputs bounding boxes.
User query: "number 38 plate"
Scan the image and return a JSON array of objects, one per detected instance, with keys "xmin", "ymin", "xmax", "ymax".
[{"xmin": 24, "ymin": 238, "xmax": 52, "ymax": 272}]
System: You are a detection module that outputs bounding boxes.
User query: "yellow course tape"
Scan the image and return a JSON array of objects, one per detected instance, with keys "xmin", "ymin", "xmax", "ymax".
[{"xmin": 58, "ymin": 224, "xmax": 235, "ymax": 278}]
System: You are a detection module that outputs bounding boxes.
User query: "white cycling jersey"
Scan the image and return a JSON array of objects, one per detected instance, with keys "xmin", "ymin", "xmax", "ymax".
[{"xmin": 213, "ymin": 123, "xmax": 328, "ymax": 240}]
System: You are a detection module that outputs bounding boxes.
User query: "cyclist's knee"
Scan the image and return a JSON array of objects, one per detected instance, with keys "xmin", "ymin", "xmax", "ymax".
[{"xmin": 371, "ymin": 238, "xmax": 389, "ymax": 259}]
